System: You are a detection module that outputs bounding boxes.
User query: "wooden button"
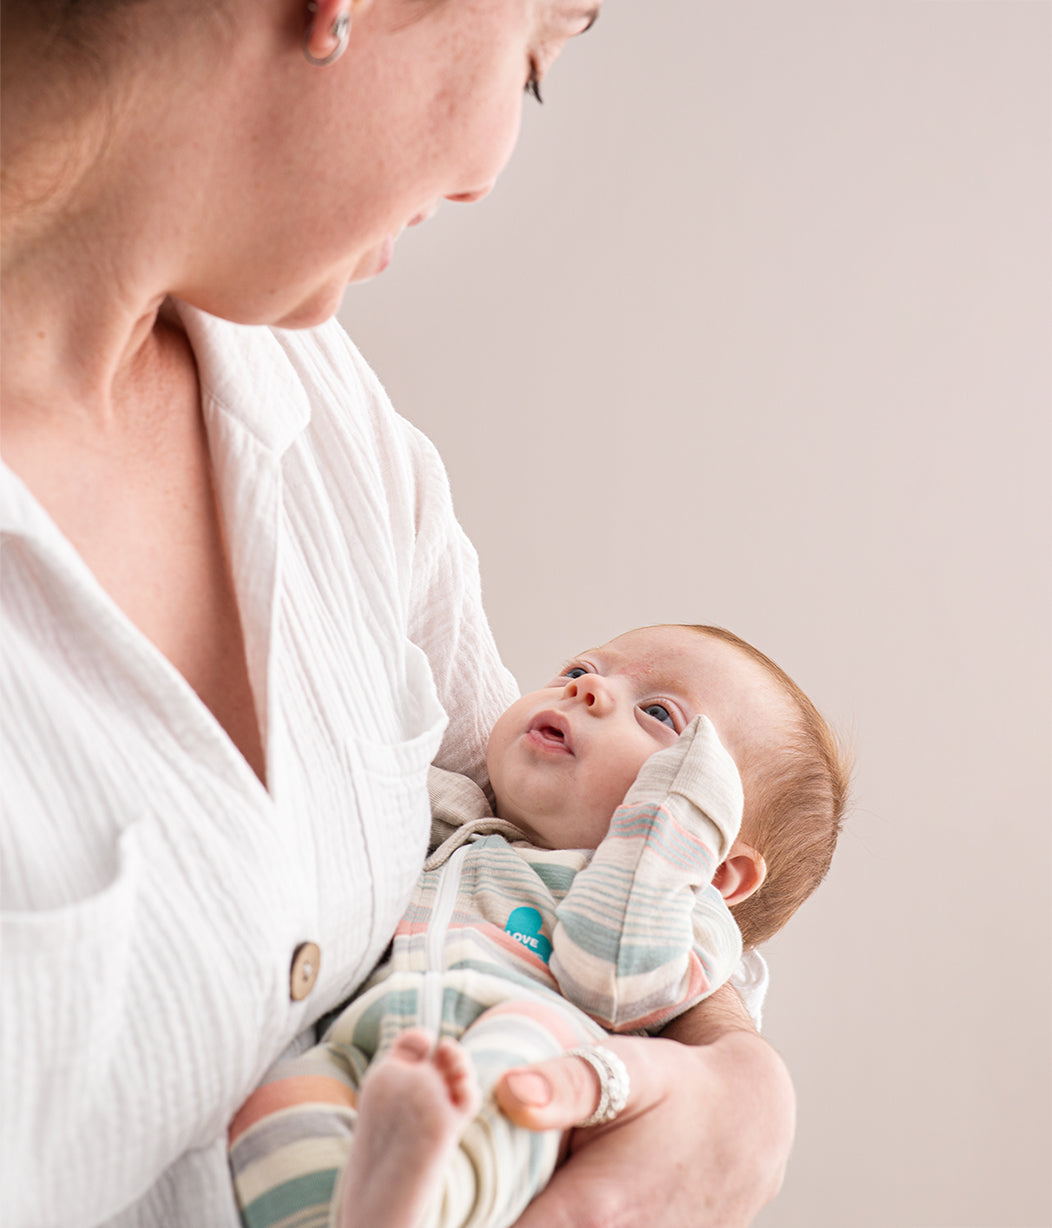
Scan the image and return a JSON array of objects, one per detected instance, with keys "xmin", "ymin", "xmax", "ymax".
[{"xmin": 289, "ymin": 941, "xmax": 321, "ymax": 1002}]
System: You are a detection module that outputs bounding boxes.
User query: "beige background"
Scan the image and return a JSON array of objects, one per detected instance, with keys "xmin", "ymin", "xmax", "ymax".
[{"xmin": 340, "ymin": 3, "xmax": 1051, "ymax": 1225}]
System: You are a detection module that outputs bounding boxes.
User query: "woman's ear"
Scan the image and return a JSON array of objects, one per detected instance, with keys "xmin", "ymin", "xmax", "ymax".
[{"xmin": 712, "ymin": 841, "xmax": 767, "ymax": 907}]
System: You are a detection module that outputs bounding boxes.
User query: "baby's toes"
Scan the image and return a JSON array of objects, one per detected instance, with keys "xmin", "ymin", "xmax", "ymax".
[
  {"xmin": 433, "ymin": 1038, "xmax": 479, "ymax": 1114},
  {"xmin": 388, "ymin": 1028, "xmax": 433, "ymax": 1065}
]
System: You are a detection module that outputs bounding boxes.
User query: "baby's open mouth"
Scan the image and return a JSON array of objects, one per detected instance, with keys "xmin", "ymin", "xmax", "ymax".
[{"xmin": 527, "ymin": 713, "xmax": 573, "ymax": 753}]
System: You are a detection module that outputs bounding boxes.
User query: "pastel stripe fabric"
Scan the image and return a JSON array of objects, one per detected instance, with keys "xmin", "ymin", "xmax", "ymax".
[
  {"xmin": 229, "ymin": 716, "xmax": 743, "ymax": 1228},
  {"xmin": 551, "ymin": 715, "xmax": 744, "ymax": 1029}
]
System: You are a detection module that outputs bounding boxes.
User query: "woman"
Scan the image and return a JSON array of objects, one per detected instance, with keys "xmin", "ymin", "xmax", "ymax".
[{"xmin": 0, "ymin": 1, "xmax": 794, "ymax": 1225}]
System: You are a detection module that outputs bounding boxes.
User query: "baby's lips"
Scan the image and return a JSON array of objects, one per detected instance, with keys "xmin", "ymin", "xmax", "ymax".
[{"xmin": 527, "ymin": 710, "xmax": 574, "ymax": 753}]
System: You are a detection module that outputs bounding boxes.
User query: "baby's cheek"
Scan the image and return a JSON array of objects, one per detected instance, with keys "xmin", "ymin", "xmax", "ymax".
[
  {"xmin": 485, "ymin": 709, "xmax": 519, "ymax": 786},
  {"xmin": 599, "ymin": 740, "xmax": 663, "ymax": 811},
  {"xmin": 598, "ymin": 764, "xmax": 643, "ymax": 815}
]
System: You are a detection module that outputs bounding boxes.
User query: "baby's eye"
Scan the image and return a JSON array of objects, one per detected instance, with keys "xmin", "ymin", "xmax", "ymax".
[
  {"xmin": 563, "ymin": 666, "xmax": 588, "ymax": 680},
  {"xmin": 641, "ymin": 702, "xmax": 676, "ymax": 729}
]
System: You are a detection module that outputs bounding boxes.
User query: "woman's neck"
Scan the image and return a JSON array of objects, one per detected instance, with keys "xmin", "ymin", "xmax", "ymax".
[
  {"xmin": 1, "ymin": 233, "xmax": 171, "ymax": 435},
  {"xmin": 0, "ymin": 22, "xmax": 247, "ymax": 432}
]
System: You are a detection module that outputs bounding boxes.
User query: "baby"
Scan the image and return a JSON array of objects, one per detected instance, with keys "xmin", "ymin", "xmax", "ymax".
[{"xmin": 229, "ymin": 624, "xmax": 849, "ymax": 1228}]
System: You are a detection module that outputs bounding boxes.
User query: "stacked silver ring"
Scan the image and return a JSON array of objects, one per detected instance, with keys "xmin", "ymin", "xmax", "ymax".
[{"xmin": 566, "ymin": 1045, "xmax": 631, "ymax": 1127}]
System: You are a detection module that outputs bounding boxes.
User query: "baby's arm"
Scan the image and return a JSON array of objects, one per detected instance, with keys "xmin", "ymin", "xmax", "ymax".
[{"xmin": 549, "ymin": 715, "xmax": 744, "ymax": 1032}]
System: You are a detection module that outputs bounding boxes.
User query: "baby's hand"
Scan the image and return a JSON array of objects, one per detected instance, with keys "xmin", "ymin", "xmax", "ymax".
[{"xmin": 622, "ymin": 716, "xmax": 744, "ymax": 851}]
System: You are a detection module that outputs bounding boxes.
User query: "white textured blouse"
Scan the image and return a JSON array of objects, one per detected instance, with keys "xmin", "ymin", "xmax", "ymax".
[
  {"xmin": 0, "ymin": 305, "xmax": 768, "ymax": 1228},
  {"xmin": 0, "ymin": 305, "xmax": 519, "ymax": 1227}
]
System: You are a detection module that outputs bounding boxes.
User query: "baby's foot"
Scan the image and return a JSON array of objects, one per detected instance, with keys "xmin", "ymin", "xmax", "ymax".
[{"xmin": 338, "ymin": 1029, "xmax": 480, "ymax": 1228}]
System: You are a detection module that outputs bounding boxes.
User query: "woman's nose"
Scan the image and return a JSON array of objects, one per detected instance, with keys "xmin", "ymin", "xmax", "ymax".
[{"xmin": 563, "ymin": 674, "xmax": 611, "ymax": 714}]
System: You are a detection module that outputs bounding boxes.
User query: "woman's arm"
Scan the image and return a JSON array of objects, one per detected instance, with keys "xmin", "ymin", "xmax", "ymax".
[{"xmin": 498, "ymin": 984, "xmax": 795, "ymax": 1228}]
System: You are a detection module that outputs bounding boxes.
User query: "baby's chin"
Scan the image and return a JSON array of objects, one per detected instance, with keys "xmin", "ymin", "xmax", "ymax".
[{"xmin": 495, "ymin": 810, "xmax": 544, "ymax": 847}]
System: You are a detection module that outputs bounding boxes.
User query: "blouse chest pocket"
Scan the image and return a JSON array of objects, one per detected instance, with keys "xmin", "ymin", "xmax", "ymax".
[
  {"xmin": 1, "ymin": 819, "xmax": 167, "ymax": 1207},
  {"xmin": 2, "ymin": 819, "xmax": 147, "ymax": 1070},
  {"xmin": 333, "ymin": 717, "xmax": 446, "ymax": 990},
  {"xmin": 313, "ymin": 638, "xmax": 448, "ymax": 1000}
]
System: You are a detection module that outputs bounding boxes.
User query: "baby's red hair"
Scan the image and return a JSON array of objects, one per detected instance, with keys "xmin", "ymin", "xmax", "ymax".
[{"xmin": 685, "ymin": 625, "xmax": 852, "ymax": 948}]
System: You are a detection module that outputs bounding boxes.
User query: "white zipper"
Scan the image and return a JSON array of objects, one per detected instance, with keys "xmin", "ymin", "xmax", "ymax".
[{"xmin": 419, "ymin": 844, "xmax": 468, "ymax": 1037}]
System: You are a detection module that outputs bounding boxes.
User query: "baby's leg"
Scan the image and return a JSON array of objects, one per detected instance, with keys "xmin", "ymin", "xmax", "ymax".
[
  {"xmin": 230, "ymin": 999, "xmax": 603, "ymax": 1228},
  {"xmin": 442, "ymin": 998, "xmax": 607, "ymax": 1228},
  {"xmin": 337, "ymin": 1029, "xmax": 479, "ymax": 1228},
  {"xmin": 229, "ymin": 1042, "xmax": 367, "ymax": 1228}
]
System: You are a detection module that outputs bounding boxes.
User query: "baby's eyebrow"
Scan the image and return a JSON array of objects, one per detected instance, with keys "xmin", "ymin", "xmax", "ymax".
[{"xmin": 556, "ymin": 650, "xmax": 600, "ymax": 673}]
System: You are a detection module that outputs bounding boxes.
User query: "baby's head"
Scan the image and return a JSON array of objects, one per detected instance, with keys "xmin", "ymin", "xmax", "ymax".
[{"xmin": 486, "ymin": 624, "xmax": 850, "ymax": 948}]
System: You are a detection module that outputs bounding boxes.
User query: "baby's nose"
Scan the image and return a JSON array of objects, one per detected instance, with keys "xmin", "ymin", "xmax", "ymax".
[{"xmin": 564, "ymin": 675, "xmax": 610, "ymax": 712}]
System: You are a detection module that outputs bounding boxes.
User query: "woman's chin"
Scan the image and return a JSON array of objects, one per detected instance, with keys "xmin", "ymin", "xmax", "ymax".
[
  {"xmin": 183, "ymin": 238, "xmax": 398, "ymax": 330},
  {"xmin": 347, "ymin": 235, "xmax": 396, "ymax": 283},
  {"xmin": 272, "ymin": 268, "xmax": 368, "ymax": 329},
  {"xmin": 277, "ymin": 240, "xmax": 395, "ymax": 326},
  {"xmin": 272, "ymin": 287, "xmax": 349, "ymax": 329}
]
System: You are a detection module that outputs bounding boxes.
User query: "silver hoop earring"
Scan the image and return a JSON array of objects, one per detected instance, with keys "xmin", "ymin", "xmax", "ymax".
[{"xmin": 303, "ymin": 11, "xmax": 350, "ymax": 67}]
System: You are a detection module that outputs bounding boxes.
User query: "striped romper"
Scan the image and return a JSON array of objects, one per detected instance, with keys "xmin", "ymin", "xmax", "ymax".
[{"xmin": 229, "ymin": 715, "xmax": 744, "ymax": 1228}]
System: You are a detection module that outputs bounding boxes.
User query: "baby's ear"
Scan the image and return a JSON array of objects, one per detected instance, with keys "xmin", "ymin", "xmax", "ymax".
[{"xmin": 712, "ymin": 841, "xmax": 767, "ymax": 907}]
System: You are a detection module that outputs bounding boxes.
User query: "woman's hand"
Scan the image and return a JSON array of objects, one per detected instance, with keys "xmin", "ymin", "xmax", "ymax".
[{"xmin": 496, "ymin": 987, "xmax": 795, "ymax": 1228}]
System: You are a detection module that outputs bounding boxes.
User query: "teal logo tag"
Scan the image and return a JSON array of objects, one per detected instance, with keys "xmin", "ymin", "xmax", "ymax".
[{"xmin": 505, "ymin": 907, "xmax": 552, "ymax": 964}]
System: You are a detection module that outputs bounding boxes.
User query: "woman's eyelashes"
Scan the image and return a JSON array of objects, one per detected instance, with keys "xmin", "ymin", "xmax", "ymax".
[{"xmin": 525, "ymin": 59, "xmax": 543, "ymax": 104}]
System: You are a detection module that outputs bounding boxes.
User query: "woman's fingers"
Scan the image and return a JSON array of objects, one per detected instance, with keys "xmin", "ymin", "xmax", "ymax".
[
  {"xmin": 495, "ymin": 1034, "xmax": 661, "ymax": 1132},
  {"xmin": 503, "ymin": 1031, "xmax": 795, "ymax": 1228}
]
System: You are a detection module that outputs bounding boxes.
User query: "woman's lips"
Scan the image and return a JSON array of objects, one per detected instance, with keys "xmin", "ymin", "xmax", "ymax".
[{"xmin": 525, "ymin": 711, "xmax": 573, "ymax": 754}]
